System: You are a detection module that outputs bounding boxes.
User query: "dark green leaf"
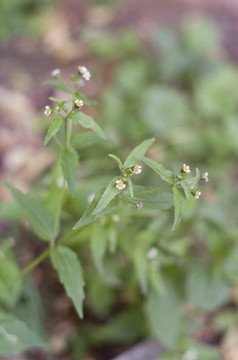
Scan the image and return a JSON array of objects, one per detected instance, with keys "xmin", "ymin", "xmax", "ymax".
[
  {"xmin": 44, "ymin": 115, "xmax": 64, "ymax": 145},
  {"xmin": 127, "ymin": 177, "xmax": 134, "ymax": 198},
  {"xmin": 51, "ymin": 245, "xmax": 85, "ymax": 318},
  {"xmin": 108, "ymin": 154, "xmax": 123, "ymax": 170},
  {"xmin": 0, "ymin": 312, "xmax": 47, "ymax": 356},
  {"xmin": 190, "ymin": 168, "xmax": 200, "ymax": 189},
  {"xmin": 4, "ymin": 182, "xmax": 55, "ymax": 242},
  {"xmin": 172, "ymin": 186, "xmax": 186, "ymax": 231},
  {"xmin": 143, "ymin": 157, "xmax": 174, "ymax": 184},
  {"xmin": 131, "ymin": 185, "xmax": 173, "ymax": 210},
  {"xmin": 123, "ymin": 138, "xmax": 155, "ymax": 169},
  {"xmin": 92, "ymin": 177, "xmax": 121, "ymax": 215},
  {"xmin": 73, "ymin": 189, "xmax": 120, "ymax": 230},
  {"xmin": 61, "ymin": 148, "xmax": 79, "ymax": 197},
  {"xmin": 180, "ymin": 180, "xmax": 190, "ymax": 199},
  {"xmin": 43, "ymin": 80, "xmax": 70, "ymax": 94},
  {"xmin": 71, "ymin": 112, "xmax": 107, "ymax": 140}
]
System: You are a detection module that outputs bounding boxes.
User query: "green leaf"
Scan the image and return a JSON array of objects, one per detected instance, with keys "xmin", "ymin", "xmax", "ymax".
[
  {"xmin": 43, "ymin": 80, "xmax": 70, "ymax": 94},
  {"xmin": 44, "ymin": 115, "xmax": 64, "ymax": 145},
  {"xmin": 90, "ymin": 223, "xmax": 107, "ymax": 275},
  {"xmin": 73, "ymin": 92, "xmax": 98, "ymax": 105},
  {"xmin": 0, "ymin": 311, "xmax": 47, "ymax": 356},
  {"xmin": 180, "ymin": 180, "xmax": 190, "ymax": 199},
  {"xmin": 143, "ymin": 157, "xmax": 174, "ymax": 184},
  {"xmin": 92, "ymin": 177, "xmax": 121, "ymax": 215},
  {"xmin": 186, "ymin": 266, "xmax": 229, "ymax": 311},
  {"xmin": 73, "ymin": 189, "xmax": 120, "ymax": 230},
  {"xmin": 172, "ymin": 186, "xmax": 186, "ymax": 231},
  {"xmin": 190, "ymin": 168, "xmax": 200, "ymax": 189},
  {"xmin": 48, "ymin": 97, "xmax": 69, "ymax": 109},
  {"xmin": 108, "ymin": 154, "xmax": 123, "ymax": 170},
  {"xmin": 4, "ymin": 182, "xmax": 55, "ymax": 242},
  {"xmin": 50, "ymin": 246, "xmax": 85, "ymax": 318},
  {"xmin": 61, "ymin": 148, "xmax": 79, "ymax": 197},
  {"xmin": 134, "ymin": 246, "xmax": 148, "ymax": 294},
  {"xmin": 145, "ymin": 283, "xmax": 181, "ymax": 348},
  {"xmin": 131, "ymin": 185, "xmax": 173, "ymax": 210},
  {"xmin": 0, "ymin": 248, "xmax": 22, "ymax": 308},
  {"xmin": 123, "ymin": 138, "xmax": 155, "ymax": 169},
  {"xmin": 127, "ymin": 177, "xmax": 134, "ymax": 198},
  {"xmin": 71, "ymin": 112, "xmax": 107, "ymax": 140}
]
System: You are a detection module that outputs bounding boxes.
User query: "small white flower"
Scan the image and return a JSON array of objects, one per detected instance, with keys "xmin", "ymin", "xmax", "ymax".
[
  {"xmin": 181, "ymin": 347, "xmax": 198, "ymax": 360},
  {"xmin": 82, "ymin": 71, "xmax": 91, "ymax": 81},
  {"xmin": 183, "ymin": 164, "xmax": 190, "ymax": 173},
  {"xmin": 136, "ymin": 202, "xmax": 143, "ymax": 209},
  {"xmin": 194, "ymin": 190, "xmax": 201, "ymax": 199},
  {"xmin": 44, "ymin": 105, "xmax": 51, "ymax": 116},
  {"xmin": 51, "ymin": 68, "xmax": 61, "ymax": 78},
  {"xmin": 74, "ymin": 99, "xmax": 84, "ymax": 108},
  {"xmin": 203, "ymin": 171, "xmax": 209, "ymax": 182},
  {"xmin": 116, "ymin": 179, "xmax": 126, "ymax": 190},
  {"xmin": 146, "ymin": 247, "xmax": 159, "ymax": 260},
  {"xmin": 112, "ymin": 214, "xmax": 120, "ymax": 222},
  {"xmin": 133, "ymin": 165, "xmax": 142, "ymax": 174},
  {"xmin": 78, "ymin": 66, "xmax": 88, "ymax": 74}
]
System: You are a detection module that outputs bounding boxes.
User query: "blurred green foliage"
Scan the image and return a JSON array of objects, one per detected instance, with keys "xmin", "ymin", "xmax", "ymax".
[
  {"xmin": 0, "ymin": 0, "xmax": 53, "ymax": 39},
  {"xmin": 1, "ymin": 14, "xmax": 238, "ymax": 359}
]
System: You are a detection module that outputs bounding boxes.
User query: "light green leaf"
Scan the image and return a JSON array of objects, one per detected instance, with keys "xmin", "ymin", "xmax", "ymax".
[
  {"xmin": 131, "ymin": 185, "xmax": 173, "ymax": 210},
  {"xmin": 71, "ymin": 112, "xmax": 107, "ymax": 140},
  {"xmin": 4, "ymin": 182, "xmax": 55, "ymax": 242},
  {"xmin": 43, "ymin": 80, "xmax": 70, "ymax": 94},
  {"xmin": 186, "ymin": 267, "xmax": 229, "ymax": 311},
  {"xmin": 0, "ymin": 248, "xmax": 22, "ymax": 308},
  {"xmin": 108, "ymin": 154, "xmax": 123, "ymax": 170},
  {"xmin": 49, "ymin": 97, "xmax": 69, "ymax": 108},
  {"xmin": 190, "ymin": 168, "xmax": 200, "ymax": 189},
  {"xmin": 172, "ymin": 186, "xmax": 186, "ymax": 231},
  {"xmin": 50, "ymin": 245, "xmax": 85, "ymax": 318},
  {"xmin": 143, "ymin": 157, "xmax": 174, "ymax": 184},
  {"xmin": 92, "ymin": 177, "xmax": 121, "ymax": 215},
  {"xmin": 145, "ymin": 283, "xmax": 181, "ymax": 348},
  {"xmin": 180, "ymin": 180, "xmax": 190, "ymax": 199},
  {"xmin": 134, "ymin": 246, "xmax": 148, "ymax": 294},
  {"xmin": 123, "ymin": 138, "xmax": 155, "ymax": 169},
  {"xmin": 90, "ymin": 223, "xmax": 107, "ymax": 275},
  {"xmin": 44, "ymin": 115, "xmax": 64, "ymax": 145},
  {"xmin": 0, "ymin": 311, "xmax": 47, "ymax": 356},
  {"xmin": 61, "ymin": 148, "xmax": 79, "ymax": 197},
  {"xmin": 127, "ymin": 177, "xmax": 134, "ymax": 198},
  {"xmin": 73, "ymin": 189, "xmax": 120, "ymax": 230},
  {"xmin": 73, "ymin": 92, "xmax": 98, "ymax": 105}
]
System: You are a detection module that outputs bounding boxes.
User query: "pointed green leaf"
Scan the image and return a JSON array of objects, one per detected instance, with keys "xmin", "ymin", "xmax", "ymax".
[
  {"xmin": 131, "ymin": 185, "xmax": 173, "ymax": 210},
  {"xmin": 4, "ymin": 182, "xmax": 55, "ymax": 242},
  {"xmin": 143, "ymin": 157, "xmax": 174, "ymax": 184},
  {"xmin": 190, "ymin": 168, "xmax": 200, "ymax": 189},
  {"xmin": 108, "ymin": 154, "xmax": 123, "ymax": 170},
  {"xmin": 92, "ymin": 177, "xmax": 121, "ymax": 215},
  {"xmin": 73, "ymin": 92, "xmax": 98, "ymax": 105},
  {"xmin": 127, "ymin": 177, "xmax": 134, "ymax": 198},
  {"xmin": 180, "ymin": 180, "xmax": 190, "ymax": 199},
  {"xmin": 172, "ymin": 186, "xmax": 186, "ymax": 231},
  {"xmin": 73, "ymin": 189, "xmax": 120, "ymax": 230},
  {"xmin": 44, "ymin": 115, "xmax": 64, "ymax": 145},
  {"xmin": 61, "ymin": 148, "xmax": 79, "ymax": 197},
  {"xmin": 50, "ymin": 246, "xmax": 85, "ymax": 318},
  {"xmin": 123, "ymin": 138, "xmax": 155, "ymax": 169},
  {"xmin": 48, "ymin": 97, "xmax": 70, "ymax": 109},
  {"xmin": 43, "ymin": 80, "xmax": 70, "ymax": 94},
  {"xmin": 0, "ymin": 312, "xmax": 48, "ymax": 356},
  {"xmin": 71, "ymin": 112, "xmax": 107, "ymax": 140}
]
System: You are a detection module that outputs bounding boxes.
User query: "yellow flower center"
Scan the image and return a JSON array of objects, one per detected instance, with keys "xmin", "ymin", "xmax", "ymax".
[{"xmin": 117, "ymin": 181, "xmax": 124, "ymax": 188}]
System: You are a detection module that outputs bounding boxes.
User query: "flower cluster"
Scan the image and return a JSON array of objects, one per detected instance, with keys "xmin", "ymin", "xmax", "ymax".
[
  {"xmin": 177, "ymin": 164, "xmax": 209, "ymax": 200},
  {"xmin": 78, "ymin": 65, "xmax": 91, "ymax": 81},
  {"xmin": 116, "ymin": 165, "xmax": 142, "ymax": 191}
]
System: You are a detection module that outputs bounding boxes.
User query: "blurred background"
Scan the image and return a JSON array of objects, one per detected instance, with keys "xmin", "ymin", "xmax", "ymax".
[{"xmin": 1, "ymin": 0, "xmax": 238, "ymax": 359}]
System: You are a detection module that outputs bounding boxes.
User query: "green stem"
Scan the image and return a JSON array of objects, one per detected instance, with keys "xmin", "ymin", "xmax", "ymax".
[{"xmin": 18, "ymin": 247, "xmax": 51, "ymax": 279}]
